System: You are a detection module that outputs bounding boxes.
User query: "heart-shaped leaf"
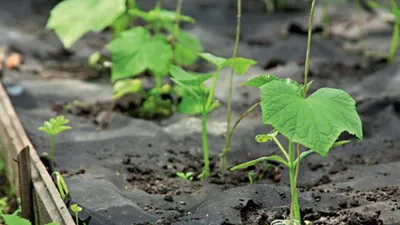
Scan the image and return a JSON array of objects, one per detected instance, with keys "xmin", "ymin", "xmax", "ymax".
[
  {"xmin": 107, "ymin": 27, "xmax": 173, "ymax": 82},
  {"xmin": 46, "ymin": 0, "xmax": 126, "ymax": 48},
  {"xmin": 260, "ymin": 79, "xmax": 363, "ymax": 156}
]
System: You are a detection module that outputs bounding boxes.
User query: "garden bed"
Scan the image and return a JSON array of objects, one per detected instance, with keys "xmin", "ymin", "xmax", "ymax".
[{"xmin": 1, "ymin": 0, "xmax": 400, "ymax": 225}]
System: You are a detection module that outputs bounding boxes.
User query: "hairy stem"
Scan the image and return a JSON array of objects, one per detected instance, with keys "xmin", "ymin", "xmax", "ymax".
[
  {"xmin": 175, "ymin": 0, "xmax": 183, "ymax": 34},
  {"xmin": 388, "ymin": 0, "xmax": 399, "ymax": 64},
  {"xmin": 355, "ymin": 0, "xmax": 363, "ymax": 43},
  {"xmin": 50, "ymin": 135, "xmax": 55, "ymax": 170},
  {"xmin": 303, "ymin": 0, "xmax": 316, "ymax": 97},
  {"xmin": 322, "ymin": 0, "xmax": 329, "ymax": 37},
  {"xmin": 219, "ymin": 102, "xmax": 260, "ymax": 173},
  {"xmin": 288, "ymin": 141, "xmax": 300, "ymax": 223},
  {"xmin": 219, "ymin": 0, "xmax": 242, "ymax": 175}
]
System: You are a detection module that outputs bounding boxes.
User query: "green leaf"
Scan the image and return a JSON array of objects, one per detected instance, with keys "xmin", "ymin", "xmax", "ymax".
[
  {"xmin": 230, "ymin": 155, "xmax": 289, "ymax": 170},
  {"xmin": 240, "ymin": 74, "xmax": 278, "ymax": 87},
  {"xmin": 177, "ymin": 93, "xmax": 204, "ymax": 115},
  {"xmin": 46, "ymin": 0, "xmax": 126, "ymax": 48},
  {"xmin": 112, "ymin": 79, "xmax": 142, "ymax": 99},
  {"xmin": 3, "ymin": 215, "xmax": 31, "ymax": 225},
  {"xmin": 38, "ymin": 116, "xmax": 72, "ymax": 136},
  {"xmin": 110, "ymin": 13, "xmax": 132, "ymax": 37},
  {"xmin": 169, "ymin": 66, "xmax": 212, "ymax": 86},
  {"xmin": 220, "ymin": 58, "xmax": 257, "ymax": 75},
  {"xmin": 107, "ymin": 27, "xmax": 173, "ymax": 82},
  {"xmin": 260, "ymin": 80, "xmax": 363, "ymax": 156},
  {"xmin": 255, "ymin": 131, "xmax": 278, "ymax": 143},
  {"xmin": 129, "ymin": 8, "xmax": 195, "ymax": 24},
  {"xmin": 174, "ymin": 32, "xmax": 203, "ymax": 66},
  {"xmin": 199, "ymin": 53, "xmax": 227, "ymax": 66},
  {"xmin": 199, "ymin": 53, "xmax": 256, "ymax": 74},
  {"xmin": 71, "ymin": 203, "xmax": 83, "ymax": 213}
]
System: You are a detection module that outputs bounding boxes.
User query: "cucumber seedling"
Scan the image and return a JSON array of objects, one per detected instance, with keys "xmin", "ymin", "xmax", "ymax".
[
  {"xmin": 231, "ymin": 0, "xmax": 363, "ymax": 224},
  {"xmin": 169, "ymin": 65, "xmax": 219, "ymax": 180},
  {"xmin": 176, "ymin": 171, "xmax": 194, "ymax": 181},
  {"xmin": 38, "ymin": 116, "xmax": 72, "ymax": 170},
  {"xmin": 196, "ymin": 53, "xmax": 257, "ymax": 175},
  {"xmin": 71, "ymin": 203, "xmax": 83, "ymax": 225},
  {"xmin": 47, "ymin": 0, "xmax": 203, "ymax": 119}
]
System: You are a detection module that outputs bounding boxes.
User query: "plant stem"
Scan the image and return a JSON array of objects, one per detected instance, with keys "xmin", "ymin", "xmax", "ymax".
[
  {"xmin": 200, "ymin": 110, "xmax": 210, "ymax": 180},
  {"xmin": 388, "ymin": 0, "xmax": 399, "ymax": 64},
  {"xmin": 205, "ymin": 69, "xmax": 221, "ymax": 109},
  {"xmin": 75, "ymin": 213, "xmax": 79, "ymax": 225},
  {"xmin": 264, "ymin": 0, "xmax": 275, "ymax": 13},
  {"xmin": 303, "ymin": 0, "xmax": 316, "ymax": 97},
  {"xmin": 322, "ymin": 0, "xmax": 329, "ymax": 37},
  {"xmin": 272, "ymin": 136, "xmax": 289, "ymax": 161},
  {"xmin": 219, "ymin": 0, "xmax": 241, "ymax": 175},
  {"xmin": 355, "ymin": 0, "xmax": 363, "ymax": 44},
  {"xmin": 49, "ymin": 135, "xmax": 55, "ymax": 170},
  {"xmin": 288, "ymin": 141, "xmax": 300, "ymax": 223},
  {"xmin": 155, "ymin": 76, "xmax": 162, "ymax": 90},
  {"xmin": 219, "ymin": 101, "xmax": 260, "ymax": 173},
  {"xmin": 175, "ymin": 0, "xmax": 183, "ymax": 34}
]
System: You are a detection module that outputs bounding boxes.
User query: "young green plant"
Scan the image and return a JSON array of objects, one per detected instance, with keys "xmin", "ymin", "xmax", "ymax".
[
  {"xmin": 38, "ymin": 116, "xmax": 72, "ymax": 170},
  {"xmin": 196, "ymin": 53, "xmax": 256, "ymax": 175},
  {"xmin": 2, "ymin": 214, "xmax": 58, "ymax": 225},
  {"xmin": 71, "ymin": 203, "xmax": 83, "ymax": 225},
  {"xmin": 169, "ymin": 65, "xmax": 219, "ymax": 180},
  {"xmin": 231, "ymin": 0, "xmax": 363, "ymax": 224},
  {"xmin": 176, "ymin": 171, "xmax": 194, "ymax": 181}
]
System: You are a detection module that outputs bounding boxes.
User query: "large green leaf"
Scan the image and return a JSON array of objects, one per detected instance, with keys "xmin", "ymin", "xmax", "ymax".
[
  {"xmin": 46, "ymin": 0, "xmax": 126, "ymax": 48},
  {"xmin": 240, "ymin": 74, "xmax": 278, "ymax": 87},
  {"xmin": 260, "ymin": 80, "xmax": 363, "ymax": 156},
  {"xmin": 107, "ymin": 27, "xmax": 173, "ymax": 82}
]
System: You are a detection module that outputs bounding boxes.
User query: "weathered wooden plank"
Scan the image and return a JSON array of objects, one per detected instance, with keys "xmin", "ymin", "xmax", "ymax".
[
  {"xmin": 0, "ymin": 82, "xmax": 74, "ymax": 225},
  {"xmin": 18, "ymin": 146, "xmax": 33, "ymax": 221}
]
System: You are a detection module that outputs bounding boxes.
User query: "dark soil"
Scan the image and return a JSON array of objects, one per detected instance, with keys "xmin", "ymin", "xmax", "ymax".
[{"xmin": 2, "ymin": 0, "xmax": 400, "ymax": 225}]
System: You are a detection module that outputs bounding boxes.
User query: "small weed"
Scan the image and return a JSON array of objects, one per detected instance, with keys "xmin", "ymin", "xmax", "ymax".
[
  {"xmin": 38, "ymin": 116, "xmax": 72, "ymax": 169},
  {"xmin": 71, "ymin": 203, "xmax": 82, "ymax": 225},
  {"xmin": 176, "ymin": 171, "xmax": 194, "ymax": 181}
]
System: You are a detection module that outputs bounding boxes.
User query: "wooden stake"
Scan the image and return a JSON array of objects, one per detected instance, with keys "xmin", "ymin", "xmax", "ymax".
[{"xmin": 18, "ymin": 146, "xmax": 33, "ymax": 221}]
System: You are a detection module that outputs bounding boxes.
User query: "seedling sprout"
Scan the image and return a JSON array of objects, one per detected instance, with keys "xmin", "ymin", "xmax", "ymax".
[{"xmin": 38, "ymin": 116, "xmax": 72, "ymax": 170}]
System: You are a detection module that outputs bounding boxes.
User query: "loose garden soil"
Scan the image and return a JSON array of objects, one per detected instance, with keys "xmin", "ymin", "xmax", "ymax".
[{"xmin": 1, "ymin": 0, "xmax": 400, "ymax": 224}]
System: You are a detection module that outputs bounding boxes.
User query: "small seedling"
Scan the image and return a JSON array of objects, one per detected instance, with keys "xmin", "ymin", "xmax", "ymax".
[
  {"xmin": 38, "ymin": 116, "xmax": 72, "ymax": 170},
  {"xmin": 231, "ymin": 1, "xmax": 363, "ymax": 224},
  {"xmin": 196, "ymin": 53, "xmax": 256, "ymax": 175},
  {"xmin": 176, "ymin": 171, "xmax": 194, "ymax": 181},
  {"xmin": 247, "ymin": 171, "xmax": 255, "ymax": 184},
  {"xmin": 169, "ymin": 65, "xmax": 219, "ymax": 180},
  {"xmin": 71, "ymin": 203, "xmax": 83, "ymax": 225}
]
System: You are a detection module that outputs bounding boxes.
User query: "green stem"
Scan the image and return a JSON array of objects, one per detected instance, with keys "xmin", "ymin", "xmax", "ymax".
[
  {"xmin": 264, "ymin": 0, "xmax": 275, "ymax": 13},
  {"xmin": 288, "ymin": 141, "xmax": 300, "ymax": 223},
  {"xmin": 175, "ymin": 0, "xmax": 183, "ymax": 34},
  {"xmin": 388, "ymin": 0, "xmax": 399, "ymax": 64},
  {"xmin": 155, "ymin": 76, "xmax": 162, "ymax": 90},
  {"xmin": 75, "ymin": 213, "xmax": 79, "ymax": 225},
  {"xmin": 303, "ymin": 0, "xmax": 316, "ymax": 97},
  {"xmin": 219, "ymin": 102, "xmax": 260, "ymax": 173},
  {"xmin": 272, "ymin": 136, "xmax": 289, "ymax": 161},
  {"xmin": 219, "ymin": 0, "xmax": 241, "ymax": 174},
  {"xmin": 205, "ymin": 69, "xmax": 221, "ymax": 109},
  {"xmin": 50, "ymin": 135, "xmax": 55, "ymax": 170},
  {"xmin": 200, "ymin": 110, "xmax": 210, "ymax": 180},
  {"xmin": 322, "ymin": 0, "xmax": 329, "ymax": 37}
]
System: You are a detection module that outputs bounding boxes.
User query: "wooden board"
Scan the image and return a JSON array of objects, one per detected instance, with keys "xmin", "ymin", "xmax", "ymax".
[{"xmin": 0, "ymin": 82, "xmax": 75, "ymax": 225}]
